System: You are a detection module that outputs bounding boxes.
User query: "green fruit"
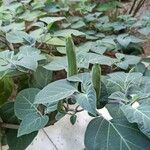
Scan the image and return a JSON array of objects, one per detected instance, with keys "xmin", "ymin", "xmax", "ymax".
[
  {"xmin": 66, "ymin": 36, "xmax": 78, "ymax": 77},
  {"xmin": 92, "ymin": 64, "xmax": 101, "ymax": 101}
]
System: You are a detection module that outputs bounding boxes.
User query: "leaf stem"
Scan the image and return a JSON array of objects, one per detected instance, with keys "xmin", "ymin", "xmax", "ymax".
[{"xmin": 0, "ymin": 122, "xmax": 19, "ymax": 129}]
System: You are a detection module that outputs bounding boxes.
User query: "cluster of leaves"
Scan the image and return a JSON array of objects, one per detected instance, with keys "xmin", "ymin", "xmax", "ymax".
[{"xmin": 0, "ymin": 0, "xmax": 150, "ymax": 149}]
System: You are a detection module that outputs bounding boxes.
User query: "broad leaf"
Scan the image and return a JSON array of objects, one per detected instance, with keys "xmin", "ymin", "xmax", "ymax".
[
  {"xmin": 0, "ymin": 102, "xmax": 19, "ymax": 124},
  {"xmin": 44, "ymin": 57, "xmax": 67, "ymax": 71},
  {"xmin": 107, "ymin": 72, "xmax": 143, "ymax": 92},
  {"xmin": 34, "ymin": 79, "xmax": 77, "ymax": 104},
  {"xmin": 6, "ymin": 31, "xmax": 35, "ymax": 45},
  {"xmin": 6, "ymin": 129, "xmax": 37, "ymax": 150},
  {"xmin": 40, "ymin": 17, "xmax": 65, "ymax": 24},
  {"xmin": 109, "ymin": 91, "xmax": 127, "ymax": 102},
  {"xmin": 121, "ymin": 104, "xmax": 150, "ymax": 138},
  {"xmin": 54, "ymin": 29, "xmax": 85, "ymax": 37},
  {"xmin": 14, "ymin": 88, "xmax": 40, "ymax": 120},
  {"xmin": 18, "ymin": 113, "xmax": 49, "ymax": 137},
  {"xmin": 76, "ymin": 86, "xmax": 97, "ymax": 115},
  {"xmin": 31, "ymin": 66, "xmax": 52, "ymax": 89},
  {"xmin": 115, "ymin": 53, "xmax": 141, "ymax": 70},
  {"xmin": 85, "ymin": 117, "xmax": 150, "ymax": 150},
  {"xmin": 67, "ymin": 73, "xmax": 91, "ymax": 90}
]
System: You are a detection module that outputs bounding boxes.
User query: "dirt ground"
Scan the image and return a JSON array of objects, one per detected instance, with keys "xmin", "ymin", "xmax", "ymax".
[{"xmin": 121, "ymin": 0, "xmax": 150, "ymax": 55}]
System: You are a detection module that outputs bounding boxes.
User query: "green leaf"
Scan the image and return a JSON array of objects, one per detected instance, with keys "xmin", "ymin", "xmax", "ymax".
[
  {"xmin": 18, "ymin": 46, "xmax": 45, "ymax": 61},
  {"xmin": 44, "ymin": 102, "xmax": 58, "ymax": 114},
  {"xmin": 67, "ymin": 73, "xmax": 91, "ymax": 86},
  {"xmin": 116, "ymin": 34, "xmax": 143, "ymax": 49},
  {"xmin": 19, "ymin": 10, "xmax": 46, "ymax": 21},
  {"xmin": 77, "ymin": 52, "xmax": 114, "ymax": 67},
  {"xmin": 6, "ymin": 31, "xmax": 35, "ymax": 44},
  {"xmin": 44, "ymin": 57, "xmax": 67, "ymax": 71},
  {"xmin": 0, "ymin": 102, "xmax": 19, "ymax": 124},
  {"xmin": 0, "ymin": 77, "xmax": 13, "ymax": 106},
  {"xmin": 0, "ymin": 49, "xmax": 43, "ymax": 72},
  {"xmin": 121, "ymin": 104, "xmax": 150, "ymax": 138},
  {"xmin": 6, "ymin": 129, "xmax": 37, "ymax": 150},
  {"xmin": 84, "ymin": 117, "xmax": 150, "ymax": 150},
  {"xmin": 40, "ymin": 17, "xmax": 65, "ymax": 24},
  {"xmin": 31, "ymin": 66, "xmax": 52, "ymax": 89},
  {"xmin": 109, "ymin": 91, "xmax": 126, "ymax": 102},
  {"xmin": 14, "ymin": 88, "xmax": 40, "ymax": 120},
  {"xmin": 70, "ymin": 114, "xmax": 77, "ymax": 125},
  {"xmin": 18, "ymin": 113, "xmax": 49, "ymax": 137},
  {"xmin": 34, "ymin": 79, "xmax": 77, "ymax": 104},
  {"xmin": 15, "ymin": 57, "xmax": 38, "ymax": 71},
  {"xmin": 139, "ymin": 27, "xmax": 150, "ymax": 35},
  {"xmin": 1, "ymin": 22, "xmax": 25, "ymax": 33},
  {"xmin": 107, "ymin": 72, "xmax": 143, "ymax": 92},
  {"xmin": 45, "ymin": 37, "xmax": 65, "ymax": 46},
  {"xmin": 96, "ymin": 1, "xmax": 121, "ymax": 12},
  {"xmin": 115, "ymin": 53, "xmax": 141, "ymax": 70},
  {"xmin": 76, "ymin": 85, "xmax": 97, "ymax": 115},
  {"xmin": 106, "ymin": 103, "xmax": 124, "ymax": 119},
  {"xmin": 71, "ymin": 20, "xmax": 85, "ymax": 29},
  {"xmin": 54, "ymin": 29, "xmax": 85, "ymax": 37}
]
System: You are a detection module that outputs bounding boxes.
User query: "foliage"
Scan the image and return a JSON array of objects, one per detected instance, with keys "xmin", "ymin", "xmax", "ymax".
[{"xmin": 0, "ymin": 0, "xmax": 150, "ymax": 149}]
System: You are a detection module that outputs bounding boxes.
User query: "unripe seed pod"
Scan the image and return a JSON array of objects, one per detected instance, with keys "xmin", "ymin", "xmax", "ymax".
[
  {"xmin": 92, "ymin": 64, "xmax": 101, "ymax": 101},
  {"xmin": 66, "ymin": 36, "xmax": 78, "ymax": 77}
]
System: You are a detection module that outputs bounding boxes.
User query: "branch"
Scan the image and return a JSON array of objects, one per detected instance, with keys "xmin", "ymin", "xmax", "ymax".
[
  {"xmin": 133, "ymin": 0, "xmax": 146, "ymax": 16},
  {"xmin": 0, "ymin": 37, "xmax": 14, "ymax": 51},
  {"xmin": 0, "ymin": 122, "xmax": 19, "ymax": 129},
  {"xmin": 129, "ymin": 0, "xmax": 137, "ymax": 14}
]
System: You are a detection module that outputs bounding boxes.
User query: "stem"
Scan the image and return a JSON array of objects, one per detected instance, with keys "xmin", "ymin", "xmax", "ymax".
[
  {"xmin": 129, "ymin": 0, "xmax": 137, "ymax": 14},
  {"xmin": 0, "ymin": 127, "xmax": 2, "ymax": 150},
  {"xmin": 0, "ymin": 37, "xmax": 14, "ymax": 51},
  {"xmin": 63, "ymin": 104, "xmax": 84, "ymax": 115},
  {"xmin": 0, "ymin": 122, "xmax": 19, "ymax": 129},
  {"xmin": 133, "ymin": 0, "xmax": 146, "ymax": 16}
]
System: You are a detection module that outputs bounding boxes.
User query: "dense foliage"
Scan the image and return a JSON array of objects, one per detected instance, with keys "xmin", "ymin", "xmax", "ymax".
[{"xmin": 0, "ymin": 0, "xmax": 150, "ymax": 149}]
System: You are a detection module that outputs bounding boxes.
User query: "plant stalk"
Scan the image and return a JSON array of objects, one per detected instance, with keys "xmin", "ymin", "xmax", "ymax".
[
  {"xmin": 66, "ymin": 36, "xmax": 78, "ymax": 77},
  {"xmin": 92, "ymin": 64, "xmax": 101, "ymax": 101}
]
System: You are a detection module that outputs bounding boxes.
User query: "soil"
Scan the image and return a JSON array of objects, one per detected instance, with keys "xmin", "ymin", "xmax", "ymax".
[{"xmin": 124, "ymin": 0, "xmax": 150, "ymax": 55}]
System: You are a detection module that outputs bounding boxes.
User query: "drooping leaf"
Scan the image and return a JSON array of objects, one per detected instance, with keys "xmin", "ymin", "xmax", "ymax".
[
  {"xmin": 107, "ymin": 72, "xmax": 143, "ymax": 92},
  {"xmin": 14, "ymin": 88, "xmax": 40, "ymax": 120},
  {"xmin": 44, "ymin": 57, "xmax": 67, "ymax": 71},
  {"xmin": 19, "ymin": 10, "xmax": 46, "ymax": 21},
  {"xmin": 76, "ymin": 85, "xmax": 97, "ymax": 115},
  {"xmin": 85, "ymin": 117, "xmax": 150, "ymax": 150},
  {"xmin": 18, "ymin": 113, "xmax": 49, "ymax": 137},
  {"xmin": 40, "ymin": 17, "xmax": 65, "ymax": 24},
  {"xmin": 106, "ymin": 103, "xmax": 124, "ymax": 119},
  {"xmin": 0, "ymin": 49, "xmax": 44, "ymax": 72},
  {"xmin": 54, "ymin": 29, "xmax": 85, "ymax": 37},
  {"xmin": 115, "ymin": 53, "xmax": 141, "ymax": 70},
  {"xmin": 121, "ymin": 104, "xmax": 150, "ymax": 138},
  {"xmin": 34, "ymin": 79, "xmax": 77, "ymax": 104},
  {"xmin": 0, "ymin": 102, "xmax": 19, "ymax": 124},
  {"xmin": 6, "ymin": 129, "xmax": 37, "ymax": 150},
  {"xmin": 6, "ymin": 31, "xmax": 35, "ymax": 45},
  {"xmin": 18, "ymin": 46, "xmax": 45, "ymax": 61},
  {"xmin": 109, "ymin": 91, "xmax": 126, "ymax": 102},
  {"xmin": 31, "ymin": 66, "xmax": 52, "ymax": 89}
]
